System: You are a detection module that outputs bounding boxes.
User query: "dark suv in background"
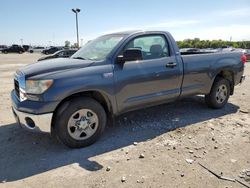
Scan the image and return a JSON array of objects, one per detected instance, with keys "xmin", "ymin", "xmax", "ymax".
[
  {"xmin": 1, "ymin": 45, "xmax": 25, "ymax": 54},
  {"xmin": 22, "ymin": 45, "xmax": 30, "ymax": 52},
  {"xmin": 42, "ymin": 47, "xmax": 62, "ymax": 55},
  {"xmin": 38, "ymin": 49, "xmax": 77, "ymax": 61}
]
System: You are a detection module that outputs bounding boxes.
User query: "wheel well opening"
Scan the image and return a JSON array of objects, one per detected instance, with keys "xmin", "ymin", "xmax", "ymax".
[
  {"xmin": 216, "ymin": 70, "xmax": 234, "ymax": 95},
  {"xmin": 51, "ymin": 91, "xmax": 113, "ymax": 129}
]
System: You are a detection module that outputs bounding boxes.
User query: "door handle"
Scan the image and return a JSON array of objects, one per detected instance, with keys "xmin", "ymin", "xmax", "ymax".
[{"xmin": 166, "ymin": 62, "xmax": 177, "ymax": 68}]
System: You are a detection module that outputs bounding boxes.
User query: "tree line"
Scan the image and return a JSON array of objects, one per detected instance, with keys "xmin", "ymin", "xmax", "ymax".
[
  {"xmin": 177, "ymin": 38, "xmax": 250, "ymax": 49},
  {"xmin": 65, "ymin": 38, "xmax": 250, "ymax": 49}
]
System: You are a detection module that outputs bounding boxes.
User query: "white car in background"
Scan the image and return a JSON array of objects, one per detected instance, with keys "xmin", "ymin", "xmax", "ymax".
[{"xmin": 29, "ymin": 46, "xmax": 45, "ymax": 53}]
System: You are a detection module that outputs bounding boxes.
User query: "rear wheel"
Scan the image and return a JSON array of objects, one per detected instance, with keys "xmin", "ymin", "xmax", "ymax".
[
  {"xmin": 205, "ymin": 77, "xmax": 230, "ymax": 109},
  {"xmin": 54, "ymin": 97, "xmax": 107, "ymax": 148}
]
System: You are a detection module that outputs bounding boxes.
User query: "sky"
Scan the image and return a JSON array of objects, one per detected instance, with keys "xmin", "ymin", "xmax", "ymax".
[{"xmin": 1, "ymin": 0, "xmax": 250, "ymax": 46}]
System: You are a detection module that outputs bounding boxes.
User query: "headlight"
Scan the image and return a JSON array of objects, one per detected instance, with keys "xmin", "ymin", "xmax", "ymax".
[{"xmin": 26, "ymin": 80, "xmax": 53, "ymax": 94}]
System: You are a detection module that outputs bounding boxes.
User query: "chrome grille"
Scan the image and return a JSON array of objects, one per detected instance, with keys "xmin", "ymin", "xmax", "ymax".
[
  {"xmin": 14, "ymin": 79, "xmax": 20, "ymax": 98},
  {"xmin": 14, "ymin": 71, "xmax": 26, "ymax": 101}
]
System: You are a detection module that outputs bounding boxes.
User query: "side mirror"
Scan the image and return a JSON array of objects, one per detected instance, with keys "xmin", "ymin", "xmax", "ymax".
[{"xmin": 117, "ymin": 48, "xmax": 142, "ymax": 63}]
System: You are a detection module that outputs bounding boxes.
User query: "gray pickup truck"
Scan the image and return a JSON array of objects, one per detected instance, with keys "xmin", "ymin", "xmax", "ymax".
[{"xmin": 11, "ymin": 31, "xmax": 246, "ymax": 148}]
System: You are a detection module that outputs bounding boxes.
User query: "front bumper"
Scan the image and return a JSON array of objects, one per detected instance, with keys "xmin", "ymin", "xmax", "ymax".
[
  {"xmin": 11, "ymin": 89, "xmax": 59, "ymax": 133},
  {"xmin": 12, "ymin": 107, "xmax": 52, "ymax": 133}
]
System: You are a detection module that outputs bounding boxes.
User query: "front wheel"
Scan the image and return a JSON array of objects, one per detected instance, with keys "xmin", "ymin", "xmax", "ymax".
[
  {"xmin": 54, "ymin": 97, "xmax": 107, "ymax": 148},
  {"xmin": 205, "ymin": 77, "xmax": 230, "ymax": 109}
]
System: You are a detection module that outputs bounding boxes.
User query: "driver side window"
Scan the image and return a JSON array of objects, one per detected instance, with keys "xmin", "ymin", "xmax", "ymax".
[{"xmin": 124, "ymin": 35, "xmax": 170, "ymax": 60}]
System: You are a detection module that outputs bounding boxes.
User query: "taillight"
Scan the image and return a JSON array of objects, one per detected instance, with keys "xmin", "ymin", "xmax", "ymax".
[{"xmin": 241, "ymin": 54, "xmax": 247, "ymax": 64}]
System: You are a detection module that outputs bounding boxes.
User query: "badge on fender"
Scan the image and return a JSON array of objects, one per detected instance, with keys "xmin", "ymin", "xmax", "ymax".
[{"xmin": 103, "ymin": 72, "xmax": 113, "ymax": 78}]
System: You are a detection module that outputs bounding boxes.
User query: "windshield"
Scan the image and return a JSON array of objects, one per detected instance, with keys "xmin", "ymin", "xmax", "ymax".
[{"xmin": 71, "ymin": 35, "xmax": 124, "ymax": 61}]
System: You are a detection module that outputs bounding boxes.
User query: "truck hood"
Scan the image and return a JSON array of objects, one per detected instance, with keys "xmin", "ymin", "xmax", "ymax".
[{"xmin": 19, "ymin": 58, "xmax": 94, "ymax": 78}]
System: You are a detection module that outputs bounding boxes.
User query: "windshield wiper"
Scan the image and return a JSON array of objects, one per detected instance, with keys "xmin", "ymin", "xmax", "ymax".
[{"xmin": 72, "ymin": 57, "xmax": 86, "ymax": 60}]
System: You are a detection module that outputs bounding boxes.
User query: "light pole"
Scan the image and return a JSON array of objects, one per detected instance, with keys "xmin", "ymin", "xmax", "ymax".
[
  {"xmin": 72, "ymin": 8, "xmax": 80, "ymax": 49},
  {"xmin": 20, "ymin": 38, "xmax": 23, "ymax": 46}
]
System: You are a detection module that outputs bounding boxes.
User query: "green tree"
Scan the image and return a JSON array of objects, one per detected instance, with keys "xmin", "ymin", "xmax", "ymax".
[
  {"xmin": 177, "ymin": 39, "xmax": 250, "ymax": 49},
  {"xmin": 65, "ymin": 40, "xmax": 70, "ymax": 48},
  {"xmin": 71, "ymin": 43, "xmax": 78, "ymax": 48}
]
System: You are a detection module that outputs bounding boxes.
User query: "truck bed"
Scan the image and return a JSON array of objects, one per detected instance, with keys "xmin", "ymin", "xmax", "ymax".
[{"xmin": 180, "ymin": 51, "xmax": 244, "ymax": 96}]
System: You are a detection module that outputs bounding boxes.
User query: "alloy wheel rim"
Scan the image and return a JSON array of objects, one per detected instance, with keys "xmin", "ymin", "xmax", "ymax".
[
  {"xmin": 215, "ymin": 84, "xmax": 227, "ymax": 103},
  {"xmin": 67, "ymin": 109, "xmax": 99, "ymax": 140}
]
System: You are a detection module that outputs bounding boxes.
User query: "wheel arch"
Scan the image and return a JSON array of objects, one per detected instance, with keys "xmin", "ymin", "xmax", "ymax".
[
  {"xmin": 51, "ymin": 90, "xmax": 113, "ymax": 130},
  {"xmin": 213, "ymin": 70, "xmax": 234, "ymax": 95}
]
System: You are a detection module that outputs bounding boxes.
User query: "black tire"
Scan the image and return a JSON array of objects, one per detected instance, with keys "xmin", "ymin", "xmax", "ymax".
[
  {"xmin": 3, "ymin": 51, "xmax": 7, "ymax": 54},
  {"xmin": 205, "ymin": 77, "xmax": 230, "ymax": 109},
  {"xmin": 19, "ymin": 51, "xmax": 23, "ymax": 54},
  {"xmin": 30, "ymin": 50, "xmax": 33, "ymax": 53},
  {"xmin": 45, "ymin": 52, "xmax": 49, "ymax": 55},
  {"xmin": 54, "ymin": 97, "xmax": 107, "ymax": 148}
]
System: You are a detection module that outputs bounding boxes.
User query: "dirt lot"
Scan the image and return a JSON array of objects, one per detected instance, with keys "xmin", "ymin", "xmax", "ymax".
[{"xmin": 0, "ymin": 53, "xmax": 249, "ymax": 188}]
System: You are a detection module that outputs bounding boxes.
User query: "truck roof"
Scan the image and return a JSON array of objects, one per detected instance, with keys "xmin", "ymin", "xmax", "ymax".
[
  {"xmin": 107, "ymin": 30, "xmax": 141, "ymax": 35},
  {"xmin": 104, "ymin": 30, "xmax": 170, "ymax": 37}
]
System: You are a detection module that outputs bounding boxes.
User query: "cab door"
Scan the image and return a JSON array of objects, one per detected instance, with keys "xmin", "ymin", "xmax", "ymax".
[{"xmin": 114, "ymin": 34, "xmax": 182, "ymax": 113}]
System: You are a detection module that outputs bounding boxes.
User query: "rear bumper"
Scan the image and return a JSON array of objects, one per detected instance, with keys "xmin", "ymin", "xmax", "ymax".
[
  {"xmin": 240, "ymin": 75, "xmax": 245, "ymax": 83},
  {"xmin": 12, "ymin": 107, "xmax": 52, "ymax": 133}
]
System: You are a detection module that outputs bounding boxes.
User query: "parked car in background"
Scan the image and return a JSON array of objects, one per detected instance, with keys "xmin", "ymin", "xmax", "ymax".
[
  {"xmin": 29, "ymin": 46, "xmax": 45, "ymax": 53},
  {"xmin": 0, "ymin": 45, "xmax": 7, "ymax": 51},
  {"xmin": 1, "ymin": 45, "xmax": 25, "ymax": 54},
  {"xmin": 180, "ymin": 48, "xmax": 201, "ymax": 55},
  {"xmin": 218, "ymin": 46, "xmax": 234, "ymax": 52},
  {"xmin": 22, "ymin": 45, "xmax": 30, "ymax": 52},
  {"xmin": 180, "ymin": 48, "xmax": 216, "ymax": 55},
  {"xmin": 38, "ymin": 49, "xmax": 77, "ymax": 61},
  {"xmin": 244, "ymin": 49, "xmax": 250, "ymax": 61},
  {"xmin": 42, "ymin": 47, "xmax": 62, "ymax": 55}
]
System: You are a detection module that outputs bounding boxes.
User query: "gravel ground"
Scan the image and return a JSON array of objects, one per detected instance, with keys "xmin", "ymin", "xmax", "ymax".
[{"xmin": 0, "ymin": 53, "xmax": 249, "ymax": 188}]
